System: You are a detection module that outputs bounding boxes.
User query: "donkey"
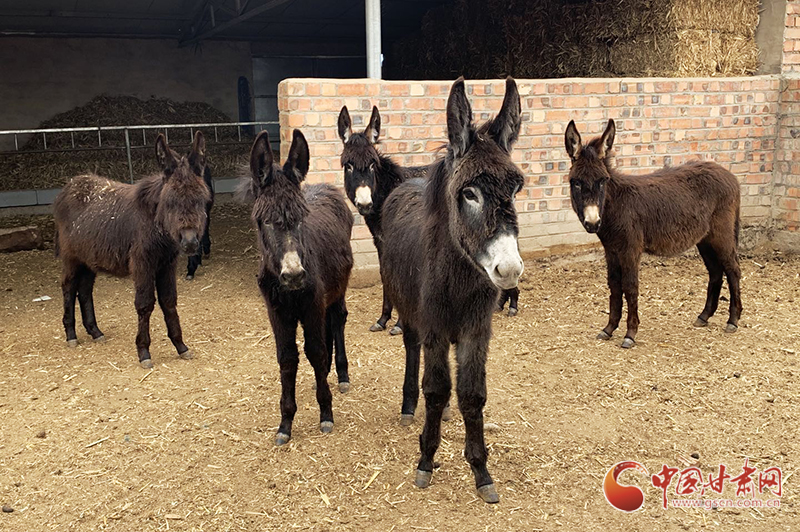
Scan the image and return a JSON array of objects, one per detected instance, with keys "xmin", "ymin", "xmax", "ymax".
[
  {"xmin": 381, "ymin": 77, "xmax": 524, "ymax": 503},
  {"xmin": 244, "ymin": 129, "xmax": 353, "ymax": 446},
  {"xmin": 337, "ymin": 105, "xmax": 428, "ymax": 335},
  {"xmin": 54, "ymin": 132, "xmax": 211, "ymax": 368},
  {"xmin": 338, "ymin": 106, "xmax": 520, "ymax": 328},
  {"xmin": 186, "ymin": 164, "xmax": 214, "ymax": 280},
  {"xmin": 565, "ymin": 119, "xmax": 742, "ymax": 348}
]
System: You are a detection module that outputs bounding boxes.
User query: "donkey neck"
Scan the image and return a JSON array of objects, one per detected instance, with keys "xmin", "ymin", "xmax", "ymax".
[
  {"xmin": 374, "ymin": 154, "xmax": 407, "ymax": 204},
  {"xmin": 134, "ymin": 174, "xmax": 165, "ymax": 217}
]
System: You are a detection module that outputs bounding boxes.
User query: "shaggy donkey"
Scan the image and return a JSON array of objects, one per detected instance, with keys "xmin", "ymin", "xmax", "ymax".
[{"xmin": 565, "ymin": 119, "xmax": 742, "ymax": 348}]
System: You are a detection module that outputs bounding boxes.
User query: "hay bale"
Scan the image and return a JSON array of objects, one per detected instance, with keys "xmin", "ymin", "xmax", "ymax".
[{"xmin": 388, "ymin": 0, "xmax": 761, "ymax": 81}]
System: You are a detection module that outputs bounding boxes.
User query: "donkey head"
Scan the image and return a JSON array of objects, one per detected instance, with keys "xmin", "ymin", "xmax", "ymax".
[
  {"xmin": 564, "ymin": 119, "xmax": 616, "ymax": 233},
  {"xmin": 154, "ymin": 131, "xmax": 211, "ymax": 255},
  {"xmin": 338, "ymin": 106, "xmax": 381, "ymax": 216},
  {"xmin": 249, "ymin": 129, "xmax": 311, "ymax": 290},
  {"xmin": 439, "ymin": 77, "xmax": 525, "ymax": 291}
]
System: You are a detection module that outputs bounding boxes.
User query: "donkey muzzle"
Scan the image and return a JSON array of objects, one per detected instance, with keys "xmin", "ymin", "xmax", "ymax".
[
  {"xmin": 583, "ymin": 205, "xmax": 601, "ymax": 233},
  {"xmin": 180, "ymin": 231, "xmax": 200, "ymax": 255},
  {"xmin": 480, "ymin": 233, "xmax": 524, "ymax": 291},
  {"xmin": 354, "ymin": 186, "xmax": 374, "ymax": 216},
  {"xmin": 279, "ymin": 251, "xmax": 306, "ymax": 290}
]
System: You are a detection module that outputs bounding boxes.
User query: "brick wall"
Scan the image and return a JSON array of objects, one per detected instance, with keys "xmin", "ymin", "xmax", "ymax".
[
  {"xmin": 783, "ymin": 0, "xmax": 800, "ymax": 73},
  {"xmin": 279, "ymin": 76, "xmax": 782, "ymax": 268},
  {"xmin": 773, "ymin": 77, "xmax": 800, "ymax": 232}
]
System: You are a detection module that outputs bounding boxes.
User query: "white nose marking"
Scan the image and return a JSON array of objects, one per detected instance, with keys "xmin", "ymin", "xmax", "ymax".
[
  {"xmin": 355, "ymin": 186, "xmax": 372, "ymax": 207},
  {"xmin": 479, "ymin": 233, "xmax": 524, "ymax": 290},
  {"xmin": 584, "ymin": 205, "xmax": 600, "ymax": 224},
  {"xmin": 280, "ymin": 250, "xmax": 302, "ymax": 275}
]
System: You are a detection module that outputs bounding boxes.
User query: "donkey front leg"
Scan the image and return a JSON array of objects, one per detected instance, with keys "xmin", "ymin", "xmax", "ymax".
[
  {"xmin": 414, "ymin": 334, "xmax": 451, "ymax": 489},
  {"xmin": 133, "ymin": 275, "xmax": 157, "ymax": 368},
  {"xmin": 598, "ymin": 253, "xmax": 623, "ymax": 340},
  {"xmin": 619, "ymin": 255, "xmax": 641, "ymax": 349},
  {"xmin": 76, "ymin": 267, "xmax": 105, "ymax": 341},
  {"xmin": 370, "ymin": 287, "xmax": 394, "ymax": 332},
  {"xmin": 455, "ymin": 333, "xmax": 497, "ymax": 503},
  {"xmin": 61, "ymin": 261, "xmax": 81, "ymax": 347},
  {"xmin": 156, "ymin": 262, "xmax": 191, "ymax": 360},
  {"xmin": 327, "ymin": 298, "xmax": 350, "ymax": 393},
  {"xmin": 271, "ymin": 315, "xmax": 300, "ymax": 446},
  {"xmin": 302, "ymin": 308, "xmax": 335, "ymax": 434}
]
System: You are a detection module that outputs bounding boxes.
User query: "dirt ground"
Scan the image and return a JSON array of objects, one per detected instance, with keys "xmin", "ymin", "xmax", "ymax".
[{"xmin": 0, "ymin": 205, "xmax": 798, "ymax": 531}]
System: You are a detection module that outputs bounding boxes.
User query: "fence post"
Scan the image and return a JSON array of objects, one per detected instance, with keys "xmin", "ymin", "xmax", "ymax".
[{"xmin": 124, "ymin": 128, "xmax": 134, "ymax": 183}]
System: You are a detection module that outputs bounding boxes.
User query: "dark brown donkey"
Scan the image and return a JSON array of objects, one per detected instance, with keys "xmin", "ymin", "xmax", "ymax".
[
  {"xmin": 54, "ymin": 132, "xmax": 211, "ymax": 368},
  {"xmin": 381, "ymin": 77, "xmax": 525, "ymax": 503},
  {"xmin": 244, "ymin": 129, "xmax": 353, "ymax": 446},
  {"xmin": 565, "ymin": 119, "xmax": 742, "ymax": 348},
  {"xmin": 337, "ymin": 105, "xmax": 427, "ymax": 335}
]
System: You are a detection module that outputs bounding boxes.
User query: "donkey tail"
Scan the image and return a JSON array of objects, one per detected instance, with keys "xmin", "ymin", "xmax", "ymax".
[
  {"xmin": 734, "ymin": 209, "xmax": 740, "ymax": 247},
  {"xmin": 54, "ymin": 228, "xmax": 60, "ymax": 258}
]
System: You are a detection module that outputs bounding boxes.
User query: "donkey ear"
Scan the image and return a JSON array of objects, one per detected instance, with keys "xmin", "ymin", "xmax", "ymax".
[
  {"xmin": 250, "ymin": 131, "xmax": 273, "ymax": 187},
  {"xmin": 284, "ymin": 129, "xmax": 310, "ymax": 183},
  {"xmin": 598, "ymin": 119, "xmax": 616, "ymax": 158},
  {"xmin": 338, "ymin": 106, "xmax": 353, "ymax": 143},
  {"xmin": 486, "ymin": 77, "xmax": 521, "ymax": 153},
  {"xmin": 364, "ymin": 106, "xmax": 381, "ymax": 144},
  {"xmin": 447, "ymin": 77, "xmax": 474, "ymax": 159},
  {"xmin": 155, "ymin": 134, "xmax": 178, "ymax": 176},
  {"xmin": 191, "ymin": 130, "xmax": 206, "ymax": 158},
  {"xmin": 564, "ymin": 120, "xmax": 582, "ymax": 161}
]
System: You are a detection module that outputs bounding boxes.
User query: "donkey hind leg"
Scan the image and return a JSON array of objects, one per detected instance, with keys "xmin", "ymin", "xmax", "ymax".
[
  {"xmin": 695, "ymin": 242, "xmax": 724, "ymax": 327},
  {"xmin": 370, "ymin": 287, "xmax": 393, "ymax": 332},
  {"xmin": 415, "ymin": 334, "xmax": 451, "ymax": 489},
  {"xmin": 506, "ymin": 287, "xmax": 519, "ymax": 317},
  {"xmin": 619, "ymin": 254, "xmax": 641, "ymax": 349},
  {"xmin": 302, "ymin": 309, "xmax": 334, "ymax": 434},
  {"xmin": 327, "ymin": 297, "xmax": 350, "ymax": 393},
  {"xmin": 76, "ymin": 267, "xmax": 104, "ymax": 341},
  {"xmin": 201, "ymin": 206, "xmax": 212, "ymax": 257},
  {"xmin": 400, "ymin": 324, "xmax": 421, "ymax": 425},
  {"xmin": 156, "ymin": 263, "xmax": 191, "ymax": 360},
  {"xmin": 133, "ymin": 275, "xmax": 157, "ymax": 368},
  {"xmin": 61, "ymin": 262, "xmax": 81, "ymax": 347},
  {"xmin": 717, "ymin": 246, "xmax": 742, "ymax": 332},
  {"xmin": 598, "ymin": 255, "xmax": 623, "ymax": 340},
  {"xmin": 455, "ymin": 334, "xmax": 498, "ymax": 503},
  {"xmin": 273, "ymin": 317, "xmax": 300, "ymax": 446},
  {"xmin": 186, "ymin": 249, "xmax": 202, "ymax": 280}
]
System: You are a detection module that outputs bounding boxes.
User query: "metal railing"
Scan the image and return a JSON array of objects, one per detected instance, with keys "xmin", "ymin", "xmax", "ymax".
[{"xmin": 0, "ymin": 121, "xmax": 278, "ymax": 183}]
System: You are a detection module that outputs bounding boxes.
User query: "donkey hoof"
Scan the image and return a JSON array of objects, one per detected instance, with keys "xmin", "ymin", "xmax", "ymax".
[
  {"xmin": 694, "ymin": 317, "xmax": 708, "ymax": 328},
  {"xmin": 507, "ymin": 307, "xmax": 518, "ymax": 317},
  {"xmin": 66, "ymin": 339, "xmax": 79, "ymax": 348},
  {"xmin": 320, "ymin": 421, "xmax": 334, "ymax": 434},
  {"xmin": 441, "ymin": 405, "xmax": 453, "ymax": 422},
  {"xmin": 140, "ymin": 358, "xmax": 154, "ymax": 369},
  {"xmin": 414, "ymin": 470, "xmax": 433, "ymax": 488},
  {"xmin": 477, "ymin": 483, "xmax": 500, "ymax": 504},
  {"xmin": 338, "ymin": 381, "xmax": 351, "ymax": 394},
  {"xmin": 178, "ymin": 348, "xmax": 194, "ymax": 360},
  {"xmin": 275, "ymin": 432, "xmax": 291, "ymax": 446},
  {"xmin": 621, "ymin": 338, "xmax": 635, "ymax": 349},
  {"xmin": 596, "ymin": 331, "xmax": 612, "ymax": 340},
  {"xmin": 724, "ymin": 323, "xmax": 738, "ymax": 333},
  {"xmin": 389, "ymin": 325, "xmax": 403, "ymax": 336},
  {"xmin": 400, "ymin": 414, "xmax": 414, "ymax": 426},
  {"xmin": 369, "ymin": 322, "xmax": 386, "ymax": 332},
  {"xmin": 185, "ymin": 274, "xmax": 194, "ymax": 281},
  {"xmin": 92, "ymin": 335, "xmax": 106, "ymax": 343}
]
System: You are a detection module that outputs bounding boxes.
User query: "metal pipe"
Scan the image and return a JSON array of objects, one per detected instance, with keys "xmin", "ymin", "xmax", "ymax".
[
  {"xmin": 124, "ymin": 129, "xmax": 134, "ymax": 183},
  {"xmin": 365, "ymin": 0, "xmax": 381, "ymax": 79},
  {"xmin": 0, "ymin": 121, "xmax": 276, "ymax": 136}
]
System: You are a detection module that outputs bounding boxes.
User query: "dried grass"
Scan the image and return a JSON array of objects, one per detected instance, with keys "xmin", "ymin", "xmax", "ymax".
[
  {"xmin": 0, "ymin": 95, "xmax": 251, "ymax": 191},
  {"xmin": 389, "ymin": 0, "xmax": 760, "ymax": 80}
]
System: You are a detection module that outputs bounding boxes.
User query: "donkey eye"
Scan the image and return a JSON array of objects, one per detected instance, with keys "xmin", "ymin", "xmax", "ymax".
[
  {"xmin": 463, "ymin": 187, "xmax": 479, "ymax": 202},
  {"xmin": 369, "ymin": 163, "xmax": 375, "ymax": 171},
  {"xmin": 345, "ymin": 164, "xmax": 353, "ymax": 172}
]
